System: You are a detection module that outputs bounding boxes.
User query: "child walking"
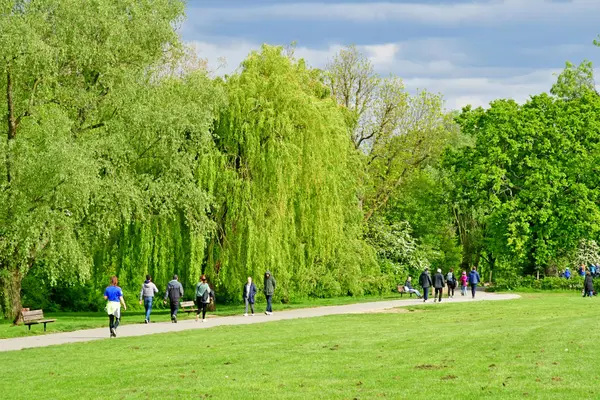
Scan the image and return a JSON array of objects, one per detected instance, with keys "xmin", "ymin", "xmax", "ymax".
[{"xmin": 460, "ymin": 271, "xmax": 468, "ymax": 296}]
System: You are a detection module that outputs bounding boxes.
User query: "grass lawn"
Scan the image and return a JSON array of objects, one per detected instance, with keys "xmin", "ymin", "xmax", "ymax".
[
  {"xmin": 0, "ymin": 293, "xmax": 408, "ymax": 339},
  {"xmin": 1, "ymin": 293, "xmax": 597, "ymax": 399}
]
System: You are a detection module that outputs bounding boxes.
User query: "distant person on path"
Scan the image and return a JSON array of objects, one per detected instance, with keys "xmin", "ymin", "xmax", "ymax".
[
  {"xmin": 195, "ymin": 275, "xmax": 213, "ymax": 322},
  {"xmin": 579, "ymin": 264, "xmax": 586, "ymax": 277},
  {"xmin": 590, "ymin": 264, "xmax": 597, "ymax": 277},
  {"xmin": 468, "ymin": 267, "xmax": 481, "ymax": 299},
  {"xmin": 104, "ymin": 276, "xmax": 126, "ymax": 338},
  {"xmin": 564, "ymin": 267, "xmax": 571, "ymax": 279},
  {"xmin": 164, "ymin": 274, "xmax": 184, "ymax": 323},
  {"xmin": 432, "ymin": 268, "xmax": 446, "ymax": 303},
  {"xmin": 446, "ymin": 269, "xmax": 456, "ymax": 298},
  {"xmin": 243, "ymin": 276, "xmax": 257, "ymax": 316},
  {"xmin": 460, "ymin": 271, "xmax": 468, "ymax": 296},
  {"xmin": 139, "ymin": 274, "xmax": 158, "ymax": 324},
  {"xmin": 584, "ymin": 271, "xmax": 594, "ymax": 297},
  {"xmin": 404, "ymin": 276, "xmax": 422, "ymax": 298},
  {"xmin": 264, "ymin": 271, "xmax": 276, "ymax": 315},
  {"xmin": 419, "ymin": 268, "xmax": 432, "ymax": 303}
]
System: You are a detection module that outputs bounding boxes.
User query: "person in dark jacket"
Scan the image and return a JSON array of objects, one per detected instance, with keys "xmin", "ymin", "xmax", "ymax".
[
  {"xmin": 404, "ymin": 276, "xmax": 422, "ymax": 298},
  {"xmin": 446, "ymin": 269, "xmax": 456, "ymax": 299},
  {"xmin": 264, "ymin": 271, "xmax": 276, "ymax": 315},
  {"xmin": 419, "ymin": 268, "xmax": 432, "ymax": 303},
  {"xmin": 583, "ymin": 271, "xmax": 594, "ymax": 297},
  {"xmin": 432, "ymin": 269, "xmax": 446, "ymax": 303},
  {"xmin": 243, "ymin": 276, "xmax": 257, "ymax": 316},
  {"xmin": 195, "ymin": 275, "xmax": 213, "ymax": 322},
  {"xmin": 164, "ymin": 274, "xmax": 184, "ymax": 323},
  {"xmin": 468, "ymin": 267, "xmax": 481, "ymax": 299}
]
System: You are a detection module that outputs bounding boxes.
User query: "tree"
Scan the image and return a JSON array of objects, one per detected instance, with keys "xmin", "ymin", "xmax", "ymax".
[
  {"xmin": 0, "ymin": 0, "xmax": 214, "ymax": 320},
  {"xmin": 446, "ymin": 93, "xmax": 600, "ymax": 277},
  {"xmin": 551, "ymin": 36, "xmax": 599, "ymax": 99},
  {"xmin": 206, "ymin": 45, "xmax": 379, "ymax": 302},
  {"xmin": 324, "ymin": 45, "xmax": 459, "ymax": 221}
]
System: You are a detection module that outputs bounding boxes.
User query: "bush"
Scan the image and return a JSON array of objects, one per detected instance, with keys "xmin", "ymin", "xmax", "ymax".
[{"xmin": 490, "ymin": 276, "xmax": 585, "ymax": 292}]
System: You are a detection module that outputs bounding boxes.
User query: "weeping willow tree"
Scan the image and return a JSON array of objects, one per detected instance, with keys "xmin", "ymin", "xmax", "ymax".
[{"xmin": 206, "ymin": 45, "xmax": 379, "ymax": 302}]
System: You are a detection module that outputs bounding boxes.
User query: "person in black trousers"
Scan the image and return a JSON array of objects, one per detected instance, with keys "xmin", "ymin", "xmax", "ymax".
[
  {"xmin": 432, "ymin": 269, "xmax": 446, "ymax": 303},
  {"xmin": 446, "ymin": 269, "xmax": 456, "ymax": 299},
  {"xmin": 419, "ymin": 268, "xmax": 432, "ymax": 303}
]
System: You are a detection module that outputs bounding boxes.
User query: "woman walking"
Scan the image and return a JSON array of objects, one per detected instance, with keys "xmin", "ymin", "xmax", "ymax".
[
  {"xmin": 195, "ymin": 275, "xmax": 213, "ymax": 322},
  {"xmin": 243, "ymin": 276, "xmax": 257, "ymax": 316},
  {"xmin": 139, "ymin": 274, "xmax": 158, "ymax": 323},
  {"xmin": 446, "ymin": 269, "xmax": 456, "ymax": 298},
  {"xmin": 104, "ymin": 276, "xmax": 126, "ymax": 338}
]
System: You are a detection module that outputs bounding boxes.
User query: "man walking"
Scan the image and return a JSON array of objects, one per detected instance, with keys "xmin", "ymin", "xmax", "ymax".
[
  {"xmin": 432, "ymin": 268, "xmax": 446, "ymax": 303},
  {"xmin": 419, "ymin": 268, "xmax": 432, "ymax": 303},
  {"xmin": 468, "ymin": 267, "xmax": 481, "ymax": 299},
  {"xmin": 164, "ymin": 274, "xmax": 184, "ymax": 323},
  {"xmin": 264, "ymin": 271, "xmax": 276, "ymax": 315}
]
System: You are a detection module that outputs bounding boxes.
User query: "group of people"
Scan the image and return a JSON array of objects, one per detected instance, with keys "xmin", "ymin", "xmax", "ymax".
[
  {"xmin": 403, "ymin": 267, "xmax": 482, "ymax": 303},
  {"xmin": 558, "ymin": 264, "xmax": 599, "ymax": 297},
  {"xmin": 103, "ymin": 270, "xmax": 277, "ymax": 338}
]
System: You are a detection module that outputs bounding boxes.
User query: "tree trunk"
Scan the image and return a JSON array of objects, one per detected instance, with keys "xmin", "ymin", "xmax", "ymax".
[{"xmin": 0, "ymin": 265, "xmax": 23, "ymax": 323}]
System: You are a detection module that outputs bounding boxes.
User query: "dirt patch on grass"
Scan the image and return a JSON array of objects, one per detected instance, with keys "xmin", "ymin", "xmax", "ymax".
[
  {"xmin": 415, "ymin": 364, "xmax": 447, "ymax": 370},
  {"xmin": 367, "ymin": 308, "xmax": 424, "ymax": 314}
]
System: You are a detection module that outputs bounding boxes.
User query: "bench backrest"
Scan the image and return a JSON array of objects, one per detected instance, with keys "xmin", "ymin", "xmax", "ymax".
[
  {"xmin": 22, "ymin": 309, "xmax": 45, "ymax": 322},
  {"xmin": 180, "ymin": 301, "xmax": 195, "ymax": 308}
]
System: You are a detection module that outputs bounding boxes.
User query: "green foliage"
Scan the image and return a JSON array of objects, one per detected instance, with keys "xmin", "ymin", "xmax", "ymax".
[
  {"xmin": 206, "ymin": 45, "xmax": 378, "ymax": 302},
  {"xmin": 446, "ymin": 93, "xmax": 600, "ymax": 275},
  {"xmin": 491, "ymin": 276, "xmax": 585, "ymax": 292}
]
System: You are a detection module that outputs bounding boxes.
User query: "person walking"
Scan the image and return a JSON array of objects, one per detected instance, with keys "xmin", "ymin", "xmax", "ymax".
[
  {"xmin": 139, "ymin": 274, "xmax": 158, "ymax": 324},
  {"xmin": 243, "ymin": 276, "xmax": 257, "ymax": 316},
  {"xmin": 164, "ymin": 274, "xmax": 184, "ymax": 323},
  {"xmin": 564, "ymin": 267, "xmax": 571, "ymax": 279},
  {"xmin": 264, "ymin": 271, "xmax": 276, "ymax": 315},
  {"xmin": 432, "ymin": 268, "xmax": 446, "ymax": 303},
  {"xmin": 104, "ymin": 276, "xmax": 126, "ymax": 338},
  {"xmin": 468, "ymin": 267, "xmax": 481, "ymax": 299},
  {"xmin": 460, "ymin": 271, "xmax": 468, "ymax": 296},
  {"xmin": 419, "ymin": 268, "xmax": 432, "ymax": 303},
  {"xmin": 583, "ymin": 271, "xmax": 594, "ymax": 297},
  {"xmin": 195, "ymin": 275, "xmax": 213, "ymax": 322},
  {"xmin": 404, "ymin": 276, "xmax": 422, "ymax": 298},
  {"xmin": 446, "ymin": 269, "xmax": 456, "ymax": 298}
]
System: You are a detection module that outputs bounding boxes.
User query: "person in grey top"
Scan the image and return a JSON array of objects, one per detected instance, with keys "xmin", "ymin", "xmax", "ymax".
[
  {"xmin": 139, "ymin": 274, "xmax": 159, "ymax": 323},
  {"xmin": 164, "ymin": 274, "xmax": 183, "ymax": 323}
]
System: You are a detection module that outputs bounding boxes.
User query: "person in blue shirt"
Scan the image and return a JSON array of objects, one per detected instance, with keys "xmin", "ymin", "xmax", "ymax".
[
  {"xmin": 564, "ymin": 267, "xmax": 571, "ymax": 279},
  {"xmin": 468, "ymin": 267, "xmax": 481, "ymax": 299},
  {"xmin": 104, "ymin": 276, "xmax": 127, "ymax": 338}
]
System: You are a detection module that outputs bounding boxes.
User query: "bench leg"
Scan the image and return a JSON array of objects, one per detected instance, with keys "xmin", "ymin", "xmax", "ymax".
[
  {"xmin": 28, "ymin": 324, "xmax": 31, "ymax": 331},
  {"xmin": 43, "ymin": 323, "xmax": 47, "ymax": 332}
]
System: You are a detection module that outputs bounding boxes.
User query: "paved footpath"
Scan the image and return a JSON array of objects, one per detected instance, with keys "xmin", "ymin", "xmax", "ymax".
[{"xmin": 0, "ymin": 292, "xmax": 519, "ymax": 352}]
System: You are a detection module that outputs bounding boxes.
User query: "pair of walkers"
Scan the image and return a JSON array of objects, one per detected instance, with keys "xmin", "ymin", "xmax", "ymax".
[
  {"xmin": 242, "ymin": 271, "xmax": 277, "ymax": 316},
  {"xmin": 418, "ymin": 268, "xmax": 447, "ymax": 303}
]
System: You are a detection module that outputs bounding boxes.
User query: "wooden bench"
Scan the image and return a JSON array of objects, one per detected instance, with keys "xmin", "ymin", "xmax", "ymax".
[
  {"xmin": 397, "ymin": 285, "xmax": 415, "ymax": 298},
  {"xmin": 180, "ymin": 301, "xmax": 197, "ymax": 315},
  {"xmin": 22, "ymin": 309, "xmax": 56, "ymax": 332}
]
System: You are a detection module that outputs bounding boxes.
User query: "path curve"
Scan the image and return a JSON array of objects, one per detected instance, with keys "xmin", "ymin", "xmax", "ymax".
[{"xmin": 0, "ymin": 292, "xmax": 519, "ymax": 352}]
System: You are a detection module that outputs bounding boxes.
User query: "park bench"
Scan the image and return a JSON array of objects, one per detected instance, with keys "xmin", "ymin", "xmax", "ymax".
[
  {"xmin": 180, "ymin": 301, "xmax": 197, "ymax": 315},
  {"xmin": 22, "ymin": 309, "xmax": 56, "ymax": 332},
  {"xmin": 397, "ymin": 285, "xmax": 415, "ymax": 298}
]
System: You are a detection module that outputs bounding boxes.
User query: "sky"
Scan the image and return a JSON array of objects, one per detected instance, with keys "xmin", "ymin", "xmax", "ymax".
[{"xmin": 182, "ymin": 0, "xmax": 600, "ymax": 110}]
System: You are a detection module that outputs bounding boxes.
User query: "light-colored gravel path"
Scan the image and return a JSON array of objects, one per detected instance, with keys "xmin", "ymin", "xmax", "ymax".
[{"xmin": 0, "ymin": 292, "xmax": 519, "ymax": 352}]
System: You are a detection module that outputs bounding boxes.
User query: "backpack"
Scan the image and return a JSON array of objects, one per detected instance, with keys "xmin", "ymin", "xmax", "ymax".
[{"xmin": 201, "ymin": 286, "xmax": 211, "ymax": 303}]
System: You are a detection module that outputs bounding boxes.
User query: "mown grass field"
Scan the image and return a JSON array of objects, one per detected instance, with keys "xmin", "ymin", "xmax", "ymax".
[
  {"xmin": 0, "ymin": 293, "xmax": 406, "ymax": 339},
  {"xmin": 1, "ymin": 293, "xmax": 597, "ymax": 399}
]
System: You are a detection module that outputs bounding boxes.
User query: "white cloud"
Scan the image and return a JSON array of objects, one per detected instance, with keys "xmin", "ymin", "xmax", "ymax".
[
  {"xmin": 189, "ymin": 0, "xmax": 600, "ymax": 26},
  {"xmin": 189, "ymin": 39, "xmax": 600, "ymax": 110}
]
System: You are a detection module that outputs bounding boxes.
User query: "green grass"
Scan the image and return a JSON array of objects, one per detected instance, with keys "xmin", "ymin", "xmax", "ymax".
[
  {"xmin": 0, "ymin": 293, "xmax": 408, "ymax": 338},
  {"xmin": 1, "ymin": 293, "xmax": 598, "ymax": 399}
]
